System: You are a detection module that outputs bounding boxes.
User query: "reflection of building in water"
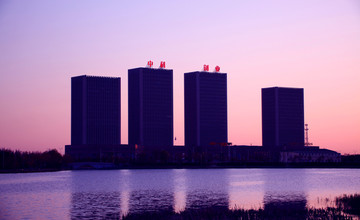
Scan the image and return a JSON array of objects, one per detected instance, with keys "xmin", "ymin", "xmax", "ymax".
[
  {"xmin": 120, "ymin": 191, "xmax": 130, "ymax": 216},
  {"xmin": 70, "ymin": 171, "xmax": 124, "ymax": 219},
  {"xmin": 174, "ymin": 189, "xmax": 186, "ymax": 213},
  {"xmin": 119, "ymin": 170, "xmax": 131, "ymax": 216},
  {"xmin": 128, "ymin": 190, "xmax": 174, "ymax": 213},
  {"xmin": 71, "ymin": 192, "xmax": 121, "ymax": 219},
  {"xmin": 127, "ymin": 170, "xmax": 175, "ymax": 214},
  {"xmin": 184, "ymin": 170, "xmax": 229, "ymax": 210},
  {"xmin": 227, "ymin": 169, "xmax": 265, "ymax": 210},
  {"xmin": 263, "ymin": 192, "xmax": 308, "ymax": 220},
  {"xmin": 263, "ymin": 192, "xmax": 307, "ymax": 215},
  {"xmin": 263, "ymin": 169, "xmax": 307, "ymax": 218},
  {"xmin": 173, "ymin": 169, "xmax": 187, "ymax": 213},
  {"xmin": 186, "ymin": 190, "xmax": 229, "ymax": 210}
]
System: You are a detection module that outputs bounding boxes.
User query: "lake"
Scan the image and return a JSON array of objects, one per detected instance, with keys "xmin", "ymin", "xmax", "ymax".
[{"xmin": 0, "ymin": 169, "xmax": 359, "ymax": 219}]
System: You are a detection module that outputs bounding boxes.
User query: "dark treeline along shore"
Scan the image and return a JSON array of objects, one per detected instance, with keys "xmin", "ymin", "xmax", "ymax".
[
  {"xmin": 0, "ymin": 148, "xmax": 69, "ymax": 173},
  {"xmin": 1, "ymin": 148, "xmax": 360, "ymax": 172}
]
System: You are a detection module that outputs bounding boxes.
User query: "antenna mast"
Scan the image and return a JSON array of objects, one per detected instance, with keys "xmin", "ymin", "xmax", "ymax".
[{"xmin": 304, "ymin": 124, "xmax": 313, "ymax": 146}]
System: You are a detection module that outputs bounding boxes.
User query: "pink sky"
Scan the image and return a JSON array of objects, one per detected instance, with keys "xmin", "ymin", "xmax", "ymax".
[{"xmin": 0, "ymin": 1, "xmax": 359, "ymax": 154}]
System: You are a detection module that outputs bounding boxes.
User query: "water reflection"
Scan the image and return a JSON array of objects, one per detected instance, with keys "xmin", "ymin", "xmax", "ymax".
[
  {"xmin": 68, "ymin": 169, "xmax": 306, "ymax": 217},
  {"xmin": 228, "ymin": 169, "xmax": 264, "ymax": 210},
  {"xmin": 263, "ymin": 169, "xmax": 307, "ymax": 217},
  {"xmin": 70, "ymin": 171, "xmax": 123, "ymax": 219},
  {"xmin": 128, "ymin": 190, "xmax": 174, "ymax": 213},
  {"xmin": 263, "ymin": 192, "xmax": 307, "ymax": 216},
  {"xmin": 119, "ymin": 170, "xmax": 130, "ymax": 216},
  {"xmin": 173, "ymin": 169, "xmax": 187, "ymax": 213},
  {"xmin": 185, "ymin": 169, "xmax": 229, "ymax": 210},
  {"xmin": 71, "ymin": 192, "xmax": 121, "ymax": 219},
  {"xmin": 0, "ymin": 172, "xmax": 71, "ymax": 220},
  {"xmin": 1, "ymin": 169, "xmax": 360, "ymax": 219},
  {"xmin": 65, "ymin": 169, "xmax": 360, "ymax": 218},
  {"xmin": 69, "ymin": 169, "xmax": 230, "ymax": 218},
  {"xmin": 127, "ymin": 170, "xmax": 174, "ymax": 213}
]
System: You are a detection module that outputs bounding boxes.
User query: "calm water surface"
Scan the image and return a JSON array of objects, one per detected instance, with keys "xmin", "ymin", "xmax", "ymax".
[{"xmin": 0, "ymin": 169, "xmax": 359, "ymax": 219}]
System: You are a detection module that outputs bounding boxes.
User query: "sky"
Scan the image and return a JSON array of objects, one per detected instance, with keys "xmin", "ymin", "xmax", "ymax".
[{"xmin": 0, "ymin": 0, "xmax": 359, "ymax": 154}]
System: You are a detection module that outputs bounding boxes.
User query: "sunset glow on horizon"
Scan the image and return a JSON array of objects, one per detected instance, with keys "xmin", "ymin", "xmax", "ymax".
[{"xmin": 0, "ymin": 0, "xmax": 359, "ymax": 154}]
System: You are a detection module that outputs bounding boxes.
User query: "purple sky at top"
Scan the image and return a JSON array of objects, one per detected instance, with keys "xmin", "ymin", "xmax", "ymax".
[{"xmin": 0, "ymin": 0, "xmax": 359, "ymax": 154}]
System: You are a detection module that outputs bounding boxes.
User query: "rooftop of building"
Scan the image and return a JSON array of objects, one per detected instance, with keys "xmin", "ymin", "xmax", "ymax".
[
  {"xmin": 184, "ymin": 71, "xmax": 227, "ymax": 75},
  {"xmin": 262, "ymin": 86, "xmax": 303, "ymax": 90},
  {"xmin": 71, "ymin": 75, "xmax": 120, "ymax": 79},
  {"xmin": 282, "ymin": 146, "xmax": 340, "ymax": 155},
  {"xmin": 128, "ymin": 67, "xmax": 173, "ymax": 71}
]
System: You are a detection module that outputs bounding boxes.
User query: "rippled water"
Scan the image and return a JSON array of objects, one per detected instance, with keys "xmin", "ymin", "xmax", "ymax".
[{"xmin": 0, "ymin": 169, "xmax": 359, "ymax": 219}]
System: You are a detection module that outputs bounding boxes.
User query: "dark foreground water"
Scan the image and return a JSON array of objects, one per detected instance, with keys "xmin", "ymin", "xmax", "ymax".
[{"xmin": 0, "ymin": 169, "xmax": 359, "ymax": 219}]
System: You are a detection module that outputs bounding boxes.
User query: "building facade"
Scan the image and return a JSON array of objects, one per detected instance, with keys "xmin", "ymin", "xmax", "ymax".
[
  {"xmin": 71, "ymin": 75, "xmax": 121, "ymax": 145},
  {"xmin": 184, "ymin": 71, "xmax": 228, "ymax": 148},
  {"xmin": 262, "ymin": 87, "xmax": 304, "ymax": 150},
  {"xmin": 280, "ymin": 147, "xmax": 341, "ymax": 163},
  {"xmin": 128, "ymin": 67, "xmax": 173, "ymax": 148}
]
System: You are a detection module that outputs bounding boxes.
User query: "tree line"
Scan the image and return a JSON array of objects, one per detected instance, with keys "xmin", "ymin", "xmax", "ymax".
[{"xmin": 0, "ymin": 148, "xmax": 69, "ymax": 171}]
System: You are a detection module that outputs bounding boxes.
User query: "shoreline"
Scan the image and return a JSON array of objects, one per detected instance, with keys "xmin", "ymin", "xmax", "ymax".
[
  {"xmin": 121, "ymin": 206, "xmax": 359, "ymax": 220},
  {"xmin": 1, "ymin": 163, "xmax": 360, "ymax": 173}
]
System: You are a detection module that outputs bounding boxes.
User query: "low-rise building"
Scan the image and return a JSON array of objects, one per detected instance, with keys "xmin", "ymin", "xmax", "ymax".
[{"xmin": 280, "ymin": 147, "xmax": 341, "ymax": 163}]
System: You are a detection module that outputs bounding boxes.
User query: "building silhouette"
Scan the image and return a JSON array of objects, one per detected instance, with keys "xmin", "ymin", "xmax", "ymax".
[
  {"xmin": 64, "ymin": 70, "xmax": 340, "ymax": 165},
  {"xmin": 71, "ymin": 75, "xmax": 121, "ymax": 145},
  {"xmin": 128, "ymin": 67, "xmax": 173, "ymax": 148},
  {"xmin": 184, "ymin": 71, "xmax": 227, "ymax": 148},
  {"xmin": 262, "ymin": 87, "xmax": 304, "ymax": 150},
  {"xmin": 66, "ymin": 75, "xmax": 128, "ymax": 162}
]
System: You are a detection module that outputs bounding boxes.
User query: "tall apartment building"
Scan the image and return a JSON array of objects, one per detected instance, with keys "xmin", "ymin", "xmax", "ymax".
[
  {"xmin": 262, "ymin": 87, "xmax": 304, "ymax": 150},
  {"xmin": 128, "ymin": 67, "xmax": 173, "ymax": 148},
  {"xmin": 184, "ymin": 71, "xmax": 228, "ymax": 148},
  {"xmin": 71, "ymin": 75, "xmax": 121, "ymax": 145}
]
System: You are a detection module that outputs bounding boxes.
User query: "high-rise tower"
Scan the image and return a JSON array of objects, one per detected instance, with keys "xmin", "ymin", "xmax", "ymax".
[
  {"xmin": 184, "ymin": 71, "xmax": 228, "ymax": 148},
  {"xmin": 128, "ymin": 67, "xmax": 173, "ymax": 148},
  {"xmin": 262, "ymin": 87, "xmax": 304, "ymax": 150},
  {"xmin": 71, "ymin": 75, "xmax": 121, "ymax": 145}
]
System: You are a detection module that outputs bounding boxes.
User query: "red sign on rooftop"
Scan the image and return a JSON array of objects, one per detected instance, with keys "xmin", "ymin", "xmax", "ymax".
[
  {"xmin": 160, "ymin": 61, "xmax": 166, "ymax": 69},
  {"xmin": 215, "ymin": 66, "xmax": 220, "ymax": 72},
  {"xmin": 147, "ymin": 60, "xmax": 153, "ymax": 68},
  {"xmin": 203, "ymin": 65, "xmax": 209, "ymax": 72}
]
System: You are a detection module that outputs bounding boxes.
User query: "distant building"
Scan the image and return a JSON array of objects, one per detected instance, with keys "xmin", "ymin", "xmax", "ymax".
[
  {"xmin": 66, "ymin": 75, "xmax": 123, "ymax": 162},
  {"xmin": 230, "ymin": 145, "xmax": 270, "ymax": 162},
  {"xmin": 280, "ymin": 147, "xmax": 341, "ymax": 163},
  {"xmin": 184, "ymin": 71, "xmax": 227, "ymax": 148},
  {"xmin": 262, "ymin": 87, "xmax": 304, "ymax": 150},
  {"xmin": 65, "ymin": 144, "xmax": 131, "ymax": 163},
  {"xmin": 128, "ymin": 67, "xmax": 173, "ymax": 149},
  {"xmin": 71, "ymin": 75, "xmax": 121, "ymax": 145}
]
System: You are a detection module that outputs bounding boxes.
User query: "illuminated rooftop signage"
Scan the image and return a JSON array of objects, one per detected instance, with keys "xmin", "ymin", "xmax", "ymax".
[
  {"xmin": 147, "ymin": 60, "xmax": 153, "ymax": 68},
  {"xmin": 147, "ymin": 60, "xmax": 166, "ymax": 69},
  {"xmin": 160, "ymin": 61, "xmax": 166, "ymax": 69},
  {"xmin": 203, "ymin": 65, "xmax": 209, "ymax": 71},
  {"xmin": 203, "ymin": 65, "xmax": 221, "ymax": 72},
  {"xmin": 146, "ymin": 61, "xmax": 220, "ymax": 72}
]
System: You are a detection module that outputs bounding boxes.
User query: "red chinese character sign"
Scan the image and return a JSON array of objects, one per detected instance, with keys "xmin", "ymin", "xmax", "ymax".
[
  {"xmin": 203, "ymin": 65, "xmax": 209, "ymax": 71},
  {"xmin": 160, "ymin": 61, "xmax": 166, "ymax": 69},
  {"xmin": 215, "ymin": 66, "xmax": 220, "ymax": 72},
  {"xmin": 147, "ymin": 60, "xmax": 153, "ymax": 68}
]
